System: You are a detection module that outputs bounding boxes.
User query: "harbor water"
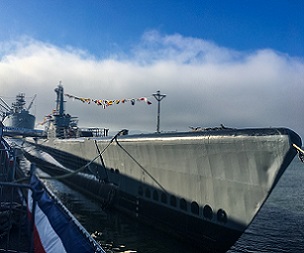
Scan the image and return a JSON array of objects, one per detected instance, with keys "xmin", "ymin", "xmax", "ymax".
[{"xmin": 38, "ymin": 158, "xmax": 304, "ymax": 253}]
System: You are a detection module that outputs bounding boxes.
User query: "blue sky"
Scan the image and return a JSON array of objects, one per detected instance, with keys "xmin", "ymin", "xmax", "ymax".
[
  {"xmin": 1, "ymin": 1, "xmax": 303, "ymax": 56},
  {"xmin": 1, "ymin": 1, "xmax": 304, "ymax": 136}
]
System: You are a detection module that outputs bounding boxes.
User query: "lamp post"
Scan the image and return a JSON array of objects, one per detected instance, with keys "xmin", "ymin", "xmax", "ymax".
[{"xmin": 152, "ymin": 90, "xmax": 166, "ymax": 133}]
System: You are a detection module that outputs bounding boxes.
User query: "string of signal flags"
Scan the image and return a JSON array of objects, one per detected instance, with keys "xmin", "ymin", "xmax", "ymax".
[{"xmin": 64, "ymin": 93, "xmax": 153, "ymax": 109}]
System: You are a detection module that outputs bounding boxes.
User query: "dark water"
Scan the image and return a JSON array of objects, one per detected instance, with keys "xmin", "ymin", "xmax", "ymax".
[{"xmin": 39, "ymin": 159, "xmax": 304, "ymax": 253}]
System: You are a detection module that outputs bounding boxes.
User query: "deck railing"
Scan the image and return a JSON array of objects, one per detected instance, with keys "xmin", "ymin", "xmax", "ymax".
[
  {"xmin": 0, "ymin": 181, "xmax": 35, "ymax": 253},
  {"xmin": 0, "ymin": 133, "xmax": 35, "ymax": 252}
]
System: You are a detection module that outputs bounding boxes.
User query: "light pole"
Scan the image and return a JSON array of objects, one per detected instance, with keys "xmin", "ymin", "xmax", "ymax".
[{"xmin": 152, "ymin": 90, "xmax": 166, "ymax": 133}]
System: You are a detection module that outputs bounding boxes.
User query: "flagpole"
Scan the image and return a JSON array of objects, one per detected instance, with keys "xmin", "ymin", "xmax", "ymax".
[{"xmin": 152, "ymin": 90, "xmax": 166, "ymax": 133}]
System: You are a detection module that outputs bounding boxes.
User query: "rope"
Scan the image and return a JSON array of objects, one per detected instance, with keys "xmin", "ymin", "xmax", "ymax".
[
  {"xmin": 15, "ymin": 136, "xmax": 109, "ymax": 183},
  {"xmin": 38, "ymin": 139, "xmax": 116, "ymax": 180},
  {"xmin": 94, "ymin": 140, "xmax": 109, "ymax": 182},
  {"xmin": 18, "ymin": 129, "xmax": 166, "ymax": 195},
  {"xmin": 39, "ymin": 155, "xmax": 100, "ymax": 180},
  {"xmin": 24, "ymin": 131, "xmax": 122, "ymax": 181},
  {"xmin": 114, "ymin": 136, "xmax": 168, "ymax": 193},
  {"xmin": 293, "ymin": 143, "xmax": 304, "ymax": 163}
]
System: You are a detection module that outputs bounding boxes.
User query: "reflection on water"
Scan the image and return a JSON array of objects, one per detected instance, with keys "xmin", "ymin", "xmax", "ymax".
[
  {"xmin": 228, "ymin": 159, "xmax": 304, "ymax": 253},
  {"xmin": 38, "ymin": 158, "xmax": 304, "ymax": 253},
  {"xmin": 40, "ymin": 171, "xmax": 198, "ymax": 253}
]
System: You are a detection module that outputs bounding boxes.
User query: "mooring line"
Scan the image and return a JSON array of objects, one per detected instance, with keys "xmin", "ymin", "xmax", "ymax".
[
  {"xmin": 114, "ymin": 135, "xmax": 168, "ymax": 193},
  {"xmin": 293, "ymin": 143, "xmax": 304, "ymax": 163},
  {"xmin": 18, "ymin": 132, "xmax": 120, "ymax": 181}
]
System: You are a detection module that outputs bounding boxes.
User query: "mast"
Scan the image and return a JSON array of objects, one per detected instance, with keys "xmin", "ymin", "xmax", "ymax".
[
  {"xmin": 55, "ymin": 82, "xmax": 65, "ymax": 116},
  {"xmin": 51, "ymin": 82, "xmax": 78, "ymax": 138},
  {"xmin": 152, "ymin": 90, "xmax": 166, "ymax": 133},
  {"xmin": 12, "ymin": 93, "xmax": 26, "ymax": 113}
]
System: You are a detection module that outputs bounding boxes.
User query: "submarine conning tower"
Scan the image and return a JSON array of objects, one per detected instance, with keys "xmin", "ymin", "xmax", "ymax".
[
  {"xmin": 52, "ymin": 84, "xmax": 78, "ymax": 138},
  {"xmin": 55, "ymin": 84, "xmax": 65, "ymax": 117}
]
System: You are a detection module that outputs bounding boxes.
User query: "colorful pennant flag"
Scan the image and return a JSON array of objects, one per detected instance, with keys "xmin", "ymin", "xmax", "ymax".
[{"xmin": 64, "ymin": 93, "xmax": 152, "ymax": 109}]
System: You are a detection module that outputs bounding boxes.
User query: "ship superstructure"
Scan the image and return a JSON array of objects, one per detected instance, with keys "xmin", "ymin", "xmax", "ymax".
[{"xmin": 1, "ymin": 93, "xmax": 36, "ymax": 129}]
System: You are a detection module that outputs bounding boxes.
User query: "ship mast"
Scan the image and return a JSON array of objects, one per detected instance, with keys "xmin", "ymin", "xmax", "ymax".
[
  {"xmin": 152, "ymin": 90, "xmax": 166, "ymax": 133},
  {"xmin": 55, "ymin": 82, "xmax": 65, "ymax": 116},
  {"xmin": 51, "ymin": 82, "xmax": 78, "ymax": 138},
  {"xmin": 53, "ymin": 82, "xmax": 71, "ymax": 138},
  {"xmin": 12, "ymin": 93, "xmax": 26, "ymax": 113}
]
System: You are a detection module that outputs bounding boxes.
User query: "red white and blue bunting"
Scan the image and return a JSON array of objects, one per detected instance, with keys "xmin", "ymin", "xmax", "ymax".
[
  {"xmin": 27, "ymin": 174, "xmax": 104, "ymax": 253},
  {"xmin": 65, "ymin": 93, "xmax": 152, "ymax": 109}
]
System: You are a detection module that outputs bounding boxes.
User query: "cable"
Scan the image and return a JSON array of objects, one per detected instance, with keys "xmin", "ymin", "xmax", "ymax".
[
  {"xmin": 21, "ymin": 131, "xmax": 122, "ymax": 181},
  {"xmin": 114, "ymin": 135, "xmax": 167, "ymax": 193}
]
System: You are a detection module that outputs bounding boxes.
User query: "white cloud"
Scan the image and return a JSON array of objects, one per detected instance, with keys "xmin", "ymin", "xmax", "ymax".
[{"xmin": 1, "ymin": 32, "xmax": 304, "ymax": 137}]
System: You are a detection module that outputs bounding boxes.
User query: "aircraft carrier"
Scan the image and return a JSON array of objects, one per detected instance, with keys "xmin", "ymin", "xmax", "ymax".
[{"xmin": 24, "ymin": 84, "xmax": 302, "ymax": 252}]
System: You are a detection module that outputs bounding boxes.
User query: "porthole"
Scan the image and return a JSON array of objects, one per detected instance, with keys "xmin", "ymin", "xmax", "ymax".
[
  {"xmin": 217, "ymin": 209, "xmax": 227, "ymax": 223},
  {"xmin": 203, "ymin": 205, "xmax": 213, "ymax": 220},
  {"xmin": 170, "ymin": 196, "xmax": 177, "ymax": 207},
  {"xmin": 191, "ymin": 201, "xmax": 199, "ymax": 215},
  {"xmin": 180, "ymin": 198, "xmax": 187, "ymax": 211},
  {"xmin": 153, "ymin": 190, "xmax": 159, "ymax": 201},
  {"xmin": 145, "ymin": 188, "xmax": 151, "ymax": 198},
  {"xmin": 161, "ymin": 193, "xmax": 167, "ymax": 204}
]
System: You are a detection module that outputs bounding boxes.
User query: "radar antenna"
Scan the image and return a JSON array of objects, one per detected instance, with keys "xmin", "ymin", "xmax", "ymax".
[{"xmin": 0, "ymin": 97, "xmax": 12, "ymax": 121}]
